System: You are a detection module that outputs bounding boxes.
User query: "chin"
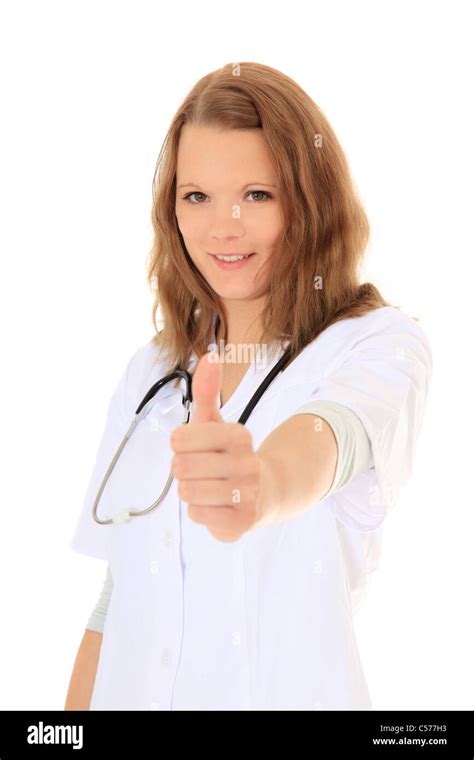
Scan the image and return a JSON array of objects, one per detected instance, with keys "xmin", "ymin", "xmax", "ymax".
[{"xmin": 212, "ymin": 285, "xmax": 255, "ymax": 299}]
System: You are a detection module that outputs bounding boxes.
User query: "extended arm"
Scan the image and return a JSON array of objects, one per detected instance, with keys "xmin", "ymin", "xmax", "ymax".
[
  {"xmin": 255, "ymin": 401, "xmax": 372, "ymax": 528},
  {"xmin": 256, "ymin": 413, "xmax": 338, "ymax": 527}
]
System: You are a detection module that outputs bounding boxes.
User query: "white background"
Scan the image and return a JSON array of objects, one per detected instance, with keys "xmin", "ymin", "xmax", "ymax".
[{"xmin": 0, "ymin": 0, "xmax": 472, "ymax": 710}]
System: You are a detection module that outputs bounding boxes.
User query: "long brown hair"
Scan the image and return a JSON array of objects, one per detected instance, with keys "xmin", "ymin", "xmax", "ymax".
[{"xmin": 146, "ymin": 61, "xmax": 394, "ymax": 375}]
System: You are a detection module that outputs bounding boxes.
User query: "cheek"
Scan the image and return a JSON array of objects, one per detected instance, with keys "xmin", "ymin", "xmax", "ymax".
[
  {"xmin": 247, "ymin": 206, "xmax": 284, "ymax": 248},
  {"xmin": 176, "ymin": 206, "xmax": 207, "ymax": 241}
]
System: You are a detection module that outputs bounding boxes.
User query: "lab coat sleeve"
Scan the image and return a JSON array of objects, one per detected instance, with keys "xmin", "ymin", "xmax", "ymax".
[
  {"xmin": 69, "ymin": 349, "xmax": 139, "ymax": 561},
  {"xmin": 295, "ymin": 313, "xmax": 433, "ymax": 532}
]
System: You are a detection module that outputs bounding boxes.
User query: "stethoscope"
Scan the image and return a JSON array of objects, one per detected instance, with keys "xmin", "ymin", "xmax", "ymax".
[{"xmin": 92, "ymin": 347, "xmax": 294, "ymax": 526}]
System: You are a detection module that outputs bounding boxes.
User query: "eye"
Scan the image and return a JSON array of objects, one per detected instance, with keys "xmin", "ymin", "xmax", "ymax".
[
  {"xmin": 182, "ymin": 191, "xmax": 207, "ymax": 204},
  {"xmin": 247, "ymin": 190, "xmax": 272, "ymax": 202}
]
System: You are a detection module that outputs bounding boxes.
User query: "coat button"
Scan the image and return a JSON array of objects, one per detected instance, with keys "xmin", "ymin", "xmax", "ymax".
[
  {"xmin": 150, "ymin": 701, "xmax": 161, "ymax": 710},
  {"xmin": 231, "ymin": 631, "xmax": 241, "ymax": 646},
  {"xmin": 162, "ymin": 531, "xmax": 174, "ymax": 548},
  {"xmin": 313, "ymin": 559, "xmax": 323, "ymax": 575},
  {"xmin": 149, "ymin": 559, "xmax": 159, "ymax": 574},
  {"xmin": 161, "ymin": 648, "xmax": 173, "ymax": 667}
]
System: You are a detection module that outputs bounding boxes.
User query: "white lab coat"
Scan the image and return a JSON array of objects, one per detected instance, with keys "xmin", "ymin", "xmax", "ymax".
[{"xmin": 70, "ymin": 305, "xmax": 433, "ymax": 710}]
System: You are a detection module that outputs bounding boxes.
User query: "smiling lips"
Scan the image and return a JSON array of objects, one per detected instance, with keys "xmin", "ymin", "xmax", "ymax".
[
  {"xmin": 209, "ymin": 252, "xmax": 255, "ymax": 258},
  {"xmin": 208, "ymin": 252, "xmax": 256, "ymax": 270}
]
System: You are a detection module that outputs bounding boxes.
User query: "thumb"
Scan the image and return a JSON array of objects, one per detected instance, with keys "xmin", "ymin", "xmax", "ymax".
[{"xmin": 190, "ymin": 351, "xmax": 224, "ymax": 424}]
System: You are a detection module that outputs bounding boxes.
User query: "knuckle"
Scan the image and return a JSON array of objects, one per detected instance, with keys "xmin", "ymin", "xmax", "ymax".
[
  {"xmin": 170, "ymin": 428, "xmax": 181, "ymax": 449},
  {"xmin": 174, "ymin": 454, "xmax": 189, "ymax": 477},
  {"xmin": 176, "ymin": 454, "xmax": 187, "ymax": 476},
  {"xmin": 178, "ymin": 481, "xmax": 189, "ymax": 500}
]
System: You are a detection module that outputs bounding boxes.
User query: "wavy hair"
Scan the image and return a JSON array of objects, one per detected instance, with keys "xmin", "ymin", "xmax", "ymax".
[{"xmin": 146, "ymin": 61, "xmax": 394, "ymax": 376}]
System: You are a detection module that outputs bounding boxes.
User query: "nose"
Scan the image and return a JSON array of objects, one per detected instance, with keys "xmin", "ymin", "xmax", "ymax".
[{"xmin": 208, "ymin": 201, "xmax": 245, "ymax": 239}]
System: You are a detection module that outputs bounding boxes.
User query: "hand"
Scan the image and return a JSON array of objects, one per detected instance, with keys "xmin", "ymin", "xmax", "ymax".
[{"xmin": 170, "ymin": 351, "xmax": 269, "ymax": 543}]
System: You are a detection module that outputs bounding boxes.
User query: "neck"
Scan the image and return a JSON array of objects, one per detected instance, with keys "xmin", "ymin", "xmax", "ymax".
[{"xmin": 215, "ymin": 297, "xmax": 267, "ymax": 348}]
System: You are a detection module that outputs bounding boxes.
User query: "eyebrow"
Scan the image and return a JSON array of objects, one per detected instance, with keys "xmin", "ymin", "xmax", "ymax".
[{"xmin": 177, "ymin": 182, "xmax": 278, "ymax": 190}]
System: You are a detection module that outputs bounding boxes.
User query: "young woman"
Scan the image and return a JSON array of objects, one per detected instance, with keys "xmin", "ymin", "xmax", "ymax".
[{"xmin": 65, "ymin": 61, "xmax": 432, "ymax": 711}]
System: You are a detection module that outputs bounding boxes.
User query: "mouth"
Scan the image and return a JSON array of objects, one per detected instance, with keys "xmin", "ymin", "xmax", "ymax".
[{"xmin": 208, "ymin": 252, "xmax": 256, "ymax": 271}]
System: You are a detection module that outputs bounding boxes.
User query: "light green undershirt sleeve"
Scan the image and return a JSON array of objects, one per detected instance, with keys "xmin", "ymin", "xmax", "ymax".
[
  {"xmin": 85, "ymin": 564, "xmax": 114, "ymax": 634},
  {"xmin": 291, "ymin": 399, "xmax": 374, "ymax": 499}
]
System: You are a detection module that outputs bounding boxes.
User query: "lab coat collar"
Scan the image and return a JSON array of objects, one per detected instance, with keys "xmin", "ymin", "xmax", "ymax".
[{"xmin": 159, "ymin": 314, "xmax": 291, "ymax": 421}]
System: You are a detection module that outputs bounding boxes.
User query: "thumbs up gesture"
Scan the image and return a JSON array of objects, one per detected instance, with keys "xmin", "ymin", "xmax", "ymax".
[{"xmin": 170, "ymin": 351, "xmax": 270, "ymax": 542}]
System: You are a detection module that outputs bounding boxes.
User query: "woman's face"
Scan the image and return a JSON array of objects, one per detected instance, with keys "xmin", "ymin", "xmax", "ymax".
[{"xmin": 175, "ymin": 125, "xmax": 284, "ymax": 301}]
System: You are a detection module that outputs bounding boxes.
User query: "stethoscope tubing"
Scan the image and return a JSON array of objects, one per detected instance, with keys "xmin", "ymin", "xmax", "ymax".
[{"xmin": 92, "ymin": 347, "xmax": 293, "ymax": 525}]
